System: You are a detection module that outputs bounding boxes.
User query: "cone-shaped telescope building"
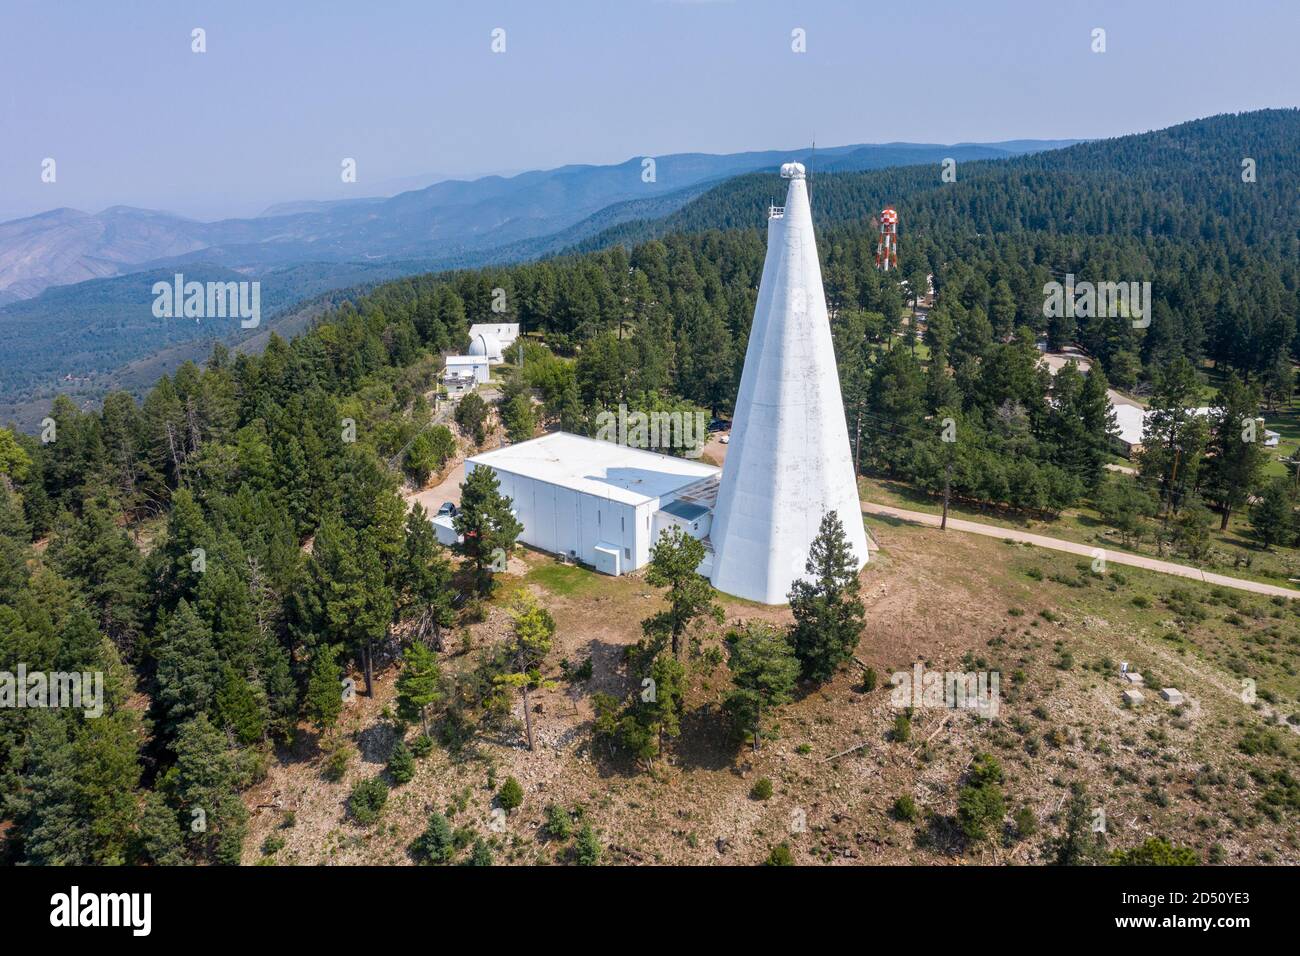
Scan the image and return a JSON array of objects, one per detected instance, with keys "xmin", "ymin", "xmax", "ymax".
[{"xmin": 707, "ymin": 162, "xmax": 869, "ymax": 604}]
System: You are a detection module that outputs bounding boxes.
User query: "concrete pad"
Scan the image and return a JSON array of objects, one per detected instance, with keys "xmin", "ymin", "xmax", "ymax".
[
  {"xmin": 1122, "ymin": 690, "xmax": 1144, "ymax": 706},
  {"xmin": 1123, "ymin": 671, "xmax": 1145, "ymax": 685},
  {"xmin": 1160, "ymin": 688, "xmax": 1185, "ymax": 705}
]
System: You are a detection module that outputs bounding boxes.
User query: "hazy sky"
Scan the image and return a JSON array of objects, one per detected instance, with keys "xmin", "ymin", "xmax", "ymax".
[{"xmin": 2, "ymin": 0, "xmax": 1297, "ymax": 220}]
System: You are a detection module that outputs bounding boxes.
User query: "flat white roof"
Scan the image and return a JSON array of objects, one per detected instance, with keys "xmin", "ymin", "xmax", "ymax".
[
  {"xmin": 469, "ymin": 322, "xmax": 519, "ymax": 337},
  {"xmin": 1113, "ymin": 404, "xmax": 1147, "ymax": 446},
  {"xmin": 468, "ymin": 431, "xmax": 719, "ymax": 507}
]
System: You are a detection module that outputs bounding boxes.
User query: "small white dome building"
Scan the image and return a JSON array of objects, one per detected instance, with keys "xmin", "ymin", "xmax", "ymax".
[
  {"xmin": 468, "ymin": 331, "xmax": 503, "ymax": 363},
  {"xmin": 467, "ymin": 323, "xmax": 520, "ymax": 364}
]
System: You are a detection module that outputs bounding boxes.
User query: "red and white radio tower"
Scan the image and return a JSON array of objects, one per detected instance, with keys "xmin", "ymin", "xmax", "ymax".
[{"xmin": 875, "ymin": 206, "xmax": 898, "ymax": 271}]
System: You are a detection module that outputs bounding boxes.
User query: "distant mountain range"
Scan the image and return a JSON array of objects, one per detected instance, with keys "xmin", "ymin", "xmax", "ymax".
[
  {"xmin": 0, "ymin": 139, "xmax": 1077, "ymax": 304},
  {"xmin": 0, "ymin": 138, "xmax": 1077, "ymax": 427}
]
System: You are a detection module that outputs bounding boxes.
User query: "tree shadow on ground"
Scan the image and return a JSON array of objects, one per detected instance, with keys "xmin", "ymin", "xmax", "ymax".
[
  {"xmin": 674, "ymin": 702, "xmax": 738, "ymax": 772},
  {"xmin": 356, "ymin": 720, "xmax": 397, "ymax": 764}
]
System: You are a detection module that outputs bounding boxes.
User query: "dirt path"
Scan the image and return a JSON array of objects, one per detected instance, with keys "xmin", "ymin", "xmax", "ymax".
[{"xmin": 862, "ymin": 502, "xmax": 1300, "ymax": 599}]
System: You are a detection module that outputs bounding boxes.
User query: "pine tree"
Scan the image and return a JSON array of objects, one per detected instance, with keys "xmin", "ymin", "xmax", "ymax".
[
  {"xmin": 399, "ymin": 506, "xmax": 454, "ymax": 647},
  {"xmin": 412, "ymin": 810, "xmax": 454, "ymax": 864},
  {"xmin": 495, "ymin": 592, "xmax": 557, "ymax": 751},
  {"xmin": 500, "ymin": 393, "xmax": 536, "ymax": 444},
  {"xmin": 454, "ymin": 393, "xmax": 490, "ymax": 446},
  {"xmin": 453, "ymin": 466, "xmax": 523, "ymax": 595},
  {"xmin": 724, "ymin": 622, "xmax": 800, "ymax": 751},
  {"xmin": 1137, "ymin": 357, "xmax": 1208, "ymax": 515},
  {"xmin": 395, "ymin": 640, "xmax": 443, "ymax": 738},
  {"xmin": 1051, "ymin": 782, "xmax": 1103, "ymax": 866},
  {"xmin": 47, "ymin": 497, "xmax": 146, "ymax": 651},
  {"xmin": 163, "ymin": 714, "xmax": 247, "ymax": 864},
  {"xmin": 1250, "ymin": 477, "xmax": 1294, "ymax": 549},
  {"xmin": 1205, "ymin": 374, "xmax": 1266, "ymax": 529},
  {"xmin": 303, "ymin": 645, "xmax": 344, "ymax": 733},
  {"xmin": 213, "ymin": 665, "xmax": 266, "ymax": 745},
  {"xmin": 154, "ymin": 600, "xmax": 222, "ymax": 732},
  {"xmin": 387, "ymin": 738, "xmax": 415, "ymax": 785},
  {"xmin": 573, "ymin": 822, "xmax": 602, "ymax": 866},
  {"xmin": 135, "ymin": 789, "xmax": 186, "ymax": 865},
  {"xmin": 788, "ymin": 511, "xmax": 865, "ymax": 682},
  {"xmin": 642, "ymin": 525, "xmax": 722, "ymax": 657}
]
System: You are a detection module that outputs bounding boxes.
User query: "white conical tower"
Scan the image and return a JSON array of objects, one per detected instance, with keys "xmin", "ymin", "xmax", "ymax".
[{"xmin": 708, "ymin": 162, "xmax": 868, "ymax": 604}]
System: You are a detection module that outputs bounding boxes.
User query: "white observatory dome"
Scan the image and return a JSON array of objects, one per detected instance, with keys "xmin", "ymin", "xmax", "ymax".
[
  {"xmin": 780, "ymin": 162, "xmax": 806, "ymax": 180},
  {"xmin": 468, "ymin": 332, "xmax": 503, "ymax": 362}
]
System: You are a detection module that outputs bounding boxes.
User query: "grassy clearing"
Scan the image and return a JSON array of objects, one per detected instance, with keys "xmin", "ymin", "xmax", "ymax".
[{"xmin": 524, "ymin": 560, "xmax": 610, "ymax": 599}]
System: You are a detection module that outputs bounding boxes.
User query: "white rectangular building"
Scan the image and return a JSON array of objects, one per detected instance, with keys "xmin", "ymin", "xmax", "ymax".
[
  {"xmin": 465, "ymin": 431, "xmax": 720, "ymax": 575},
  {"xmin": 444, "ymin": 354, "xmax": 490, "ymax": 385}
]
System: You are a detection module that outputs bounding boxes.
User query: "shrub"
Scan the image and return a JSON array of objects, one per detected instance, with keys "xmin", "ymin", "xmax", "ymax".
[
  {"xmin": 892, "ymin": 713, "xmax": 912, "ymax": 743},
  {"xmin": 892, "ymin": 795, "xmax": 918, "ymax": 822},
  {"xmin": 957, "ymin": 754, "xmax": 1005, "ymax": 843},
  {"xmin": 388, "ymin": 739, "xmax": 415, "ymax": 785},
  {"xmin": 545, "ymin": 804, "xmax": 572, "ymax": 840},
  {"xmin": 764, "ymin": 843, "xmax": 793, "ymax": 866},
  {"xmin": 861, "ymin": 666, "xmax": 878, "ymax": 691},
  {"xmin": 348, "ymin": 777, "xmax": 389, "ymax": 826},
  {"xmin": 1239, "ymin": 729, "xmax": 1281, "ymax": 756},
  {"xmin": 410, "ymin": 735, "xmax": 434, "ymax": 758},
  {"xmin": 1013, "ymin": 806, "xmax": 1037, "ymax": 838},
  {"xmin": 1110, "ymin": 837, "xmax": 1198, "ymax": 866},
  {"xmin": 957, "ymin": 781, "xmax": 1005, "ymax": 843},
  {"xmin": 468, "ymin": 838, "xmax": 494, "ymax": 866},
  {"xmin": 261, "ymin": 834, "xmax": 285, "ymax": 856},
  {"xmin": 412, "ymin": 811, "xmax": 455, "ymax": 864},
  {"xmin": 750, "ymin": 778, "xmax": 774, "ymax": 801},
  {"xmin": 563, "ymin": 656, "xmax": 594, "ymax": 681},
  {"xmin": 322, "ymin": 746, "xmax": 351, "ymax": 782},
  {"xmin": 969, "ymin": 752, "xmax": 1003, "ymax": 787},
  {"xmin": 497, "ymin": 776, "xmax": 524, "ymax": 813},
  {"xmin": 574, "ymin": 823, "xmax": 602, "ymax": 866}
]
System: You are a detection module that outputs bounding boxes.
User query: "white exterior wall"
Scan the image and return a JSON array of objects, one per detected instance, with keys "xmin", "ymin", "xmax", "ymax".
[
  {"xmin": 652, "ymin": 508, "xmax": 711, "ymax": 543},
  {"xmin": 708, "ymin": 163, "xmax": 869, "ymax": 604},
  {"xmin": 445, "ymin": 356, "xmax": 490, "ymax": 384},
  {"xmin": 466, "ymin": 461, "xmax": 647, "ymax": 573}
]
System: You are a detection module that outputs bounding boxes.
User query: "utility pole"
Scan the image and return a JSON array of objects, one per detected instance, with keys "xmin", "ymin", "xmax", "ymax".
[
  {"xmin": 854, "ymin": 409, "xmax": 863, "ymax": 476},
  {"xmin": 941, "ymin": 458, "xmax": 953, "ymax": 531}
]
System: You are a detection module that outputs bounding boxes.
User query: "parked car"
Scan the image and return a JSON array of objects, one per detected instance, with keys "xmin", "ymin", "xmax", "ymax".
[
  {"xmin": 707, "ymin": 418, "xmax": 729, "ymax": 433},
  {"xmin": 719, "ymin": 435, "xmax": 730, "ymax": 444},
  {"xmin": 436, "ymin": 501, "xmax": 458, "ymax": 517}
]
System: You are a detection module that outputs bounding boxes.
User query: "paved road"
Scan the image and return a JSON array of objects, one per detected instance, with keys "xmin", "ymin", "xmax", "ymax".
[{"xmin": 862, "ymin": 502, "xmax": 1300, "ymax": 599}]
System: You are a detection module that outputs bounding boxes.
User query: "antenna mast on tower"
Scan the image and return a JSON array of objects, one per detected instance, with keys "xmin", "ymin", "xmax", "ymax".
[{"xmin": 876, "ymin": 206, "xmax": 899, "ymax": 271}]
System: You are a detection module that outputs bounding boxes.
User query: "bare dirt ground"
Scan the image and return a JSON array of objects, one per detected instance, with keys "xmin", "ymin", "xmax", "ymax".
[{"xmin": 243, "ymin": 517, "xmax": 1300, "ymax": 866}]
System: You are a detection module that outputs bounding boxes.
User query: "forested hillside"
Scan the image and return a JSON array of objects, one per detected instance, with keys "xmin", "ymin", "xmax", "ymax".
[
  {"xmin": 0, "ymin": 140, "xmax": 1073, "ymax": 424},
  {"xmin": 1, "ymin": 110, "xmax": 1298, "ymax": 865}
]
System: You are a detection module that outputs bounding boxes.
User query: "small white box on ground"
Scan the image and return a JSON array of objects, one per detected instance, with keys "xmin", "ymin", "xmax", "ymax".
[
  {"xmin": 1122, "ymin": 689, "xmax": 1144, "ymax": 706},
  {"xmin": 1160, "ymin": 688, "xmax": 1185, "ymax": 705}
]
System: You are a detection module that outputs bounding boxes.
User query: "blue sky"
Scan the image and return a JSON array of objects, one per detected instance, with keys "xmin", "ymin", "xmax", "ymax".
[{"xmin": 2, "ymin": 0, "xmax": 1296, "ymax": 220}]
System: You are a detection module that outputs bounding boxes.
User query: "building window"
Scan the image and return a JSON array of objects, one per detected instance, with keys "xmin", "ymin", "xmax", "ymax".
[{"xmin": 624, "ymin": 548, "xmax": 631, "ymax": 560}]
